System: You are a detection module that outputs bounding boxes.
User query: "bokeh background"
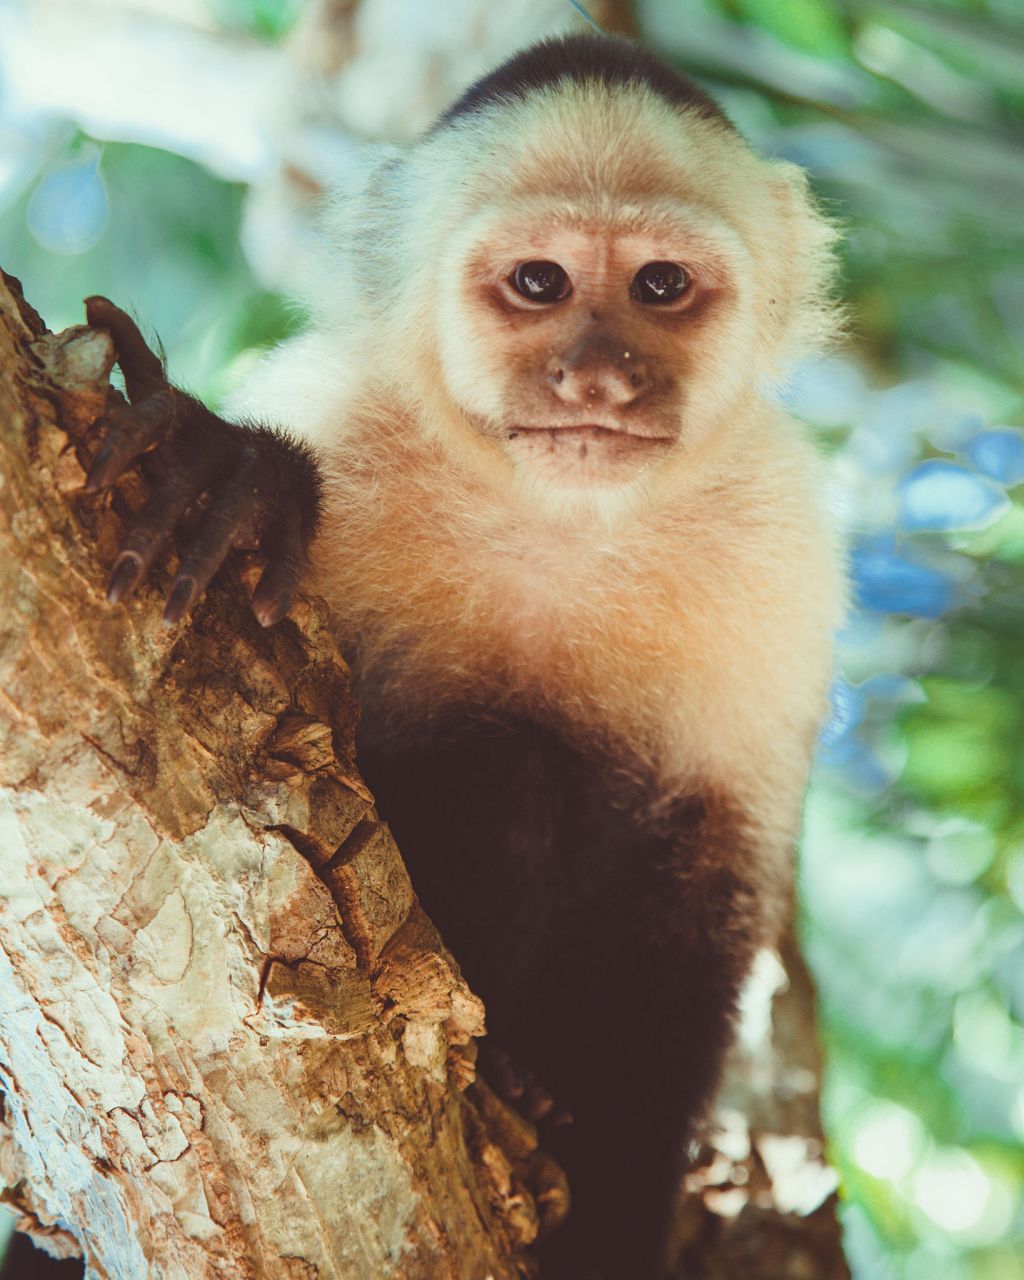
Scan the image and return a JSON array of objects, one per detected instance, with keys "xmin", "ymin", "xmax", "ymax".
[{"xmin": 1, "ymin": 1, "xmax": 1022, "ymax": 1277}]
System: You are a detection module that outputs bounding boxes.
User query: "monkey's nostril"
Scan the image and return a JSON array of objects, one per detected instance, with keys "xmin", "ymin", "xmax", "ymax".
[
  {"xmin": 629, "ymin": 372, "xmax": 644, "ymax": 389},
  {"xmin": 551, "ymin": 368, "xmax": 564, "ymax": 385}
]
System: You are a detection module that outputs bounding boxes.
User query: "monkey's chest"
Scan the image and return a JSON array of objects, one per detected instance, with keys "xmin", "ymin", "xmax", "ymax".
[
  {"xmin": 477, "ymin": 544, "xmax": 579, "ymax": 644},
  {"xmin": 336, "ymin": 506, "xmax": 803, "ymax": 795},
  {"xmin": 451, "ymin": 539, "xmax": 680, "ymax": 689}
]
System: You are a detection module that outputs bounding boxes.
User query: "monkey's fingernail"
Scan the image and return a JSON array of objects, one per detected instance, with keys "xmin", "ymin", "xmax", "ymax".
[
  {"xmin": 85, "ymin": 443, "xmax": 114, "ymax": 491},
  {"xmin": 162, "ymin": 576, "xmax": 195, "ymax": 626},
  {"xmin": 107, "ymin": 554, "xmax": 142, "ymax": 604},
  {"xmin": 253, "ymin": 591, "xmax": 287, "ymax": 629},
  {"xmin": 524, "ymin": 1090, "xmax": 554, "ymax": 1121}
]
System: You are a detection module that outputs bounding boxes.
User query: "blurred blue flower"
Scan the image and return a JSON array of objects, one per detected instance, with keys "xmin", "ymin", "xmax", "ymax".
[
  {"xmin": 820, "ymin": 677, "xmax": 865, "ymax": 746},
  {"xmin": 816, "ymin": 735, "xmax": 892, "ymax": 794},
  {"xmin": 27, "ymin": 149, "xmax": 108, "ymax": 255},
  {"xmin": 845, "ymin": 422, "xmax": 916, "ymax": 476},
  {"xmin": 897, "ymin": 460, "xmax": 1008, "ymax": 532},
  {"xmin": 851, "ymin": 540, "xmax": 955, "ymax": 618},
  {"xmin": 868, "ymin": 380, "xmax": 944, "ymax": 438},
  {"xmin": 963, "ymin": 429, "xmax": 1024, "ymax": 486},
  {"xmin": 858, "ymin": 674, "xmax": 925, "ymax": 705},
  {"xmin": 779, "ymin": 355, "xmax": 869, "ymax": 426},
  {"xmin": 835, "ymin": 610, "xmax": 885, "ymax": 651}
]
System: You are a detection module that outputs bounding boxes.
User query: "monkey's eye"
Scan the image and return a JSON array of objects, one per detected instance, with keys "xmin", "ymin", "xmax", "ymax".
[
  {"xmin": 631, "ymin": 262, "xmax": 691, "ymax": 305},
  {"xmin": 510, "ymin": 261, "xmax": 571, "ymax": 303}
]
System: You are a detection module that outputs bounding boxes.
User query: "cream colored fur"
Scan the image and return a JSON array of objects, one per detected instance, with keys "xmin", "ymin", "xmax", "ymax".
[{"xmin": 229, "ymin": 76, "xmax": 846, "ymax": 920}]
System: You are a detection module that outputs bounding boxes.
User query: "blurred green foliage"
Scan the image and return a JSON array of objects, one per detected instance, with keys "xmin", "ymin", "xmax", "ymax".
[
  {"xmin": 1, "ymin": 135, "xmax": 298, "ymax": 400},
  {"xmin": 210, "ymin": 0, "xmax": 303, "ymax": 39},
  {"xmin": 0, "ymin": 2, "xmax": 1022, "ymax": 1278}
]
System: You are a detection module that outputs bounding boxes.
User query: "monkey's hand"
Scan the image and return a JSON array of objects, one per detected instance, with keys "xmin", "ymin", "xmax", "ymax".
[{"xmin": 84, "ymin": 296, "xmax": 323, "ymax": 627}]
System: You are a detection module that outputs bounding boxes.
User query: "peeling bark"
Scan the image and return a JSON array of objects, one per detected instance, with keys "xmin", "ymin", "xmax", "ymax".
[{"xmin": 0, "ymin": 268, "xmax": 849, "ymax": 1280}]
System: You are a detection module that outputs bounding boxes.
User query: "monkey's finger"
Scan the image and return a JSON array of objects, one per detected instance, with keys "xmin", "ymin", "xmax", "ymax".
[
  {"xmin": 251, "ymin": 515, "xmax": 307, "ymax": 628},
  {"xmin": 85, "ymin": 296, "xmax": 166, "ymax": 402},
  {"xmin": 106, "ymin": 456, "xmax": 219, "ymax": 606},
  {"xmin": 521, "ymin": 1076, "xmax": 556, "ymax": 1122},
  {"xmin": 85, "ymin": 390, "xmax": 176, "ymax": 491},
  {"xmin": 526, "ymin": 1151, "xmax": 571, "ymax": 1235},
  {"xmin": 162, "ymin": 464, "xmax": 271, "ymax": 626},
  {"xmin": 483, "ymin": 1048, "xmax": 526, "ymax": 1102}
]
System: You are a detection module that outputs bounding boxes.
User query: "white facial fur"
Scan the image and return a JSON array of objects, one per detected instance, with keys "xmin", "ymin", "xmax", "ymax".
[{"xmin": 305, "ymin": 83, "xmax": 841, "ymax": 517}]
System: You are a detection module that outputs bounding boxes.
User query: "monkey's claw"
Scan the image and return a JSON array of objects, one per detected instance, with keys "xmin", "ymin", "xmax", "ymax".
[
  {"xmin": 482, "ymin": 1047, "xmax": 570, "ymax": 1125},
  {"xmin": 84, "ymin": 296, "xmax": 322, "ymax": 627}
]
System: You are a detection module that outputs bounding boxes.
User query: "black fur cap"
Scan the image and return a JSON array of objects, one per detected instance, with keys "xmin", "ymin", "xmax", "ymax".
[{"xmin": 437, "ymin": 32, "xmax": 731, "ymax": 131}]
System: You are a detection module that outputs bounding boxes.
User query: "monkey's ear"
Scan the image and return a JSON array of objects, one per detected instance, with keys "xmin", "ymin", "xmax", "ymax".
[{"xmin": 762, "ymin": 163, "xmax": 845, "ymax": 376}]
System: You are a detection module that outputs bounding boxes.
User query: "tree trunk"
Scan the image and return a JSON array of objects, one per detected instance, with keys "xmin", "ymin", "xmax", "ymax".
[
  {"xmin": 0, "ymin": 270, "xmax": 548, "ymax": 1278},
  {"xmin": 0, "ymin": 270, "xmax": 848, "ymax": 1278}
]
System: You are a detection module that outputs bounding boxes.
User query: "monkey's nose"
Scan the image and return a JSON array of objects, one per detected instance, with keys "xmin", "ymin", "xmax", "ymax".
[{"xmin": 547, "ymin": 356, "xmax": 648, "ymax": 408}]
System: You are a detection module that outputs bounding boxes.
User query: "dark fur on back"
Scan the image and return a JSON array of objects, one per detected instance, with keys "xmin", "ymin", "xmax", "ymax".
[{"xmin": 437, "ymin": 32, "xmax": 732, "ymax": 130}]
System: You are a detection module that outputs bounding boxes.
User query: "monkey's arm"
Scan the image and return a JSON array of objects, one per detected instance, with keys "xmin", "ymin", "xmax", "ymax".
[{"xmin": 84, "ymin": 297, "xmax": 323, "ymax": 626}]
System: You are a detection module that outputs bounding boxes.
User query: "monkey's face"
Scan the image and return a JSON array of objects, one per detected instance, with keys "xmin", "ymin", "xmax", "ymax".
[
  {"xmin": 404, "ymin": 88, "xmax": 838, "ymax": 503},
  {"xmin": 432, "ymin": 205, "xmax": 763, "ymax": 495}
]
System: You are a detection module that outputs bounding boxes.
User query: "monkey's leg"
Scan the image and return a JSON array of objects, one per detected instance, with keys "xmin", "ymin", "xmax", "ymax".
[{"xmin": 530, "ymin": 794, "xmax": 763, "ymax": 1280}]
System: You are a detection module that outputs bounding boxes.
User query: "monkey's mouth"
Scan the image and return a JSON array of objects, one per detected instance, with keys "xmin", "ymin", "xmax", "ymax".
[
  {"xmin": 503, "ymin": 422, "xmax": 675, "ymax": 489},
  {"xmin": 507, "ymin": 423, "xmax": 675, "ymax": 445}
]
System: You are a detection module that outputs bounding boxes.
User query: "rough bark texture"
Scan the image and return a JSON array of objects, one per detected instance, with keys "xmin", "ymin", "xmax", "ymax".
[
  {"xmin": 0, "ymin": 271, "xmax": 548, "ymax": 1278},
  {"xmin": 0, "ymin": 269, "xmax": 850, "ymax": 1280}
]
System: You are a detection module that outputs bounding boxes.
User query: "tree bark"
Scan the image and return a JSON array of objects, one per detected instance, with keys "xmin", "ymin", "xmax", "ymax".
[
  {"xmin": 0, "ymin": 269, "xmax": 849, "ymax": 1279},
  {"xmin": 0, "ymin": 270, "xmax": 549, "ymax": 1278}
]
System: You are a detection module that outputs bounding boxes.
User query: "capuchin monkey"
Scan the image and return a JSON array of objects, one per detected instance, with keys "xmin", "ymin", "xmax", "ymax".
[{"xmin": 81, "ymin": 32, "xmax": 844, "ymax": 1280}]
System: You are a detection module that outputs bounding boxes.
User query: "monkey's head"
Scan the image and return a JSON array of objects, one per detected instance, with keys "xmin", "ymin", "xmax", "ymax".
[{"xmin": 354, "ymin": 36, "xmax": 840, "ymax": 507}]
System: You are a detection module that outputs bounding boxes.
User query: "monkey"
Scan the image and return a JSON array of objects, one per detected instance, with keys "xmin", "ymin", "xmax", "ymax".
[{"xmin": 81, "ymin": 31, "xmax": 844, "ymax": 1280}]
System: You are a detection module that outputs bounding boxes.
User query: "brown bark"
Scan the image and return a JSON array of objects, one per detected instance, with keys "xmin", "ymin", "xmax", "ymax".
[{"xmin": 0, "ymin": 269, "xmax": 849, "ymax": 1279}]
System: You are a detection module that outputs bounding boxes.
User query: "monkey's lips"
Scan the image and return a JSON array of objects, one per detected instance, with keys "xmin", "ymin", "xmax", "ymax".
[{"xmin": 504, "ymin": 422, "xmax": 675, "ymax": 487}]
